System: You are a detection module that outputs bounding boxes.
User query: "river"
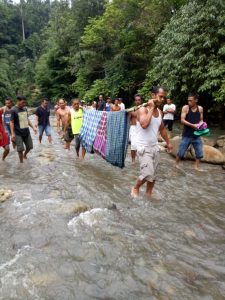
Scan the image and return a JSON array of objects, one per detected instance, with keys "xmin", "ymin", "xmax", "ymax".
[{"xmin": 0, "ymin": 117, "xmax": 225, "ymax": 300}]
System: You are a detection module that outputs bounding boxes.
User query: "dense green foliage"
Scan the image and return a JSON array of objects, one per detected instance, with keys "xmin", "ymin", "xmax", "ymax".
[
  {"xmin": 141, "ymin": 0, "xmax": 225, "ymax": 120},
  {"xmin": 0, "ymin": 0, "xmax": 51, "ymax": 105},
  {"xmin": 0, "ymin": 0, "xmax": 224, "ymax": 122}
]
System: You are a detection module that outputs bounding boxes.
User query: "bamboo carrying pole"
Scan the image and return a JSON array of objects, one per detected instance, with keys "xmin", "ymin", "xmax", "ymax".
[{"xmin": 125, "ymin": 102, "xmax": 148, "ymax": 113}]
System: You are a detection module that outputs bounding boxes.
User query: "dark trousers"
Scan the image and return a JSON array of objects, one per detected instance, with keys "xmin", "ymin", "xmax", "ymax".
[{"xmin": 163, "ymin": 119, "xmax": 174, "ymax": 131}]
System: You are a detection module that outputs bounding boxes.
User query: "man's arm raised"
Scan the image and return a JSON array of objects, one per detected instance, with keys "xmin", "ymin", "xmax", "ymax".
[{"xmin": 138, "ymin": 100, "xmax": 155, "ymax": 129}]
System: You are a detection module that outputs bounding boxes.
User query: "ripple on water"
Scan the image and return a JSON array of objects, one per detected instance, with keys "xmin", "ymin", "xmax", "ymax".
[{"xmin": 0, "ymin": 121, "xmax": 225, "ymax": 299}]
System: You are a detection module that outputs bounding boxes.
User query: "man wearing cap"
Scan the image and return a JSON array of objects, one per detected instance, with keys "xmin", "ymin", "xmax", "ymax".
[{"xmin": 176, "ymin": 93, "xmax": 204, "ymax": 171}]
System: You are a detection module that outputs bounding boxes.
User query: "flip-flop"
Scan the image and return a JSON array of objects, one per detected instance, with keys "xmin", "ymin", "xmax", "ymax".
[{"xmin": 194, "ymin": 128, "xmax": 210, "ymax": 136}]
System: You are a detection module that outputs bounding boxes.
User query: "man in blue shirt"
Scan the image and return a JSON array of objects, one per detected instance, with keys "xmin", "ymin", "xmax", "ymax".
[{"xmin": 35, "ymin": 98, "xmax": 52, "ymax": 144}]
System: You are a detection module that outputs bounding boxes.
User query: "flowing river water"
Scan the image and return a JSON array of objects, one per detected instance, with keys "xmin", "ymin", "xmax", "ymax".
[{"xmin": 0, "ymin": 116, "xmax": 225, "ymax": 300}]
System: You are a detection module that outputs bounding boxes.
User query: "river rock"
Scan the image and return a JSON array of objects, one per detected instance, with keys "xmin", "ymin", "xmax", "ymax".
[
  {"xmin": 56, "ymin": 202, "xmax": 90, "ymax": 215},
  {"xmin": 31, "ymin": 272, "xmax": 60, "ymax": 287},
  {"xmin": 216, "ymin": 135, "xmax": 225, "ymax": 147},
  {"xmin": 107, "ymin": 203, "xmax": 117, "ymax": 210},
  {"xmin": 159, "ymin": 141, "xmax": 167, "ymax": 147},
  {"xmin": 0, "ymin": 189, "xmax": 12, "ymax": 203},
  {"xmin": 158, "ymin": 132, "xmax": 172, "ymax": 143},
  {"xmin": 170, "ymin": 136, "xmax": 225, "ymax": 164},
  {"xmin": 72, "ymin": 202, "xmax": 90, "ymax": 214},
  {"xmin": 202, "ymin": 137, "xmax": 216, "ymax": 147},
  {"xmin": 203, "ymin": 145, "xmax": 225, "ymax": 164},
  {"xmin": 159, "ymin": 145, "xmax": 166, "ymax": 152},
  {"xmin": 27, "ymin": 108, "xmax": 37, "ymax": 116}
]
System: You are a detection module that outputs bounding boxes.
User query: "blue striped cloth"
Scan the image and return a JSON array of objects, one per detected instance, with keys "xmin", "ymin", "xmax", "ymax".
[
  {"xmin": 106, "ymin": 110, "xmax": 130, "ymax": 168},
  {"xmin": 80, "ymin": 110, "xmax": 103, "ymax": 153}
]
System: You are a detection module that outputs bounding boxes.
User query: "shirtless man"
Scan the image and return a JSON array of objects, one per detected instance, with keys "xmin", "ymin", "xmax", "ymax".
[
  {"xmin": 56, "ymin": 98, "xmax": 71, "ymax": 149},
  {"xmin": 129, "ymin": 94, "xmax": 142, "ymax": 163},
  {"xmin": 111, "ymin": 98, "xmax": 121, "ymax": 112},
  {"xmin": 131, "ymin": 87, "xmax": 172, "ymax": 200},
  {"xmin": 54, "ymin": 100, "xmax": 60, "ymax": 113}
]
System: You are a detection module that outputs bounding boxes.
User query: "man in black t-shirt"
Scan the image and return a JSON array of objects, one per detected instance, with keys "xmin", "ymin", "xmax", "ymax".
[
  {"xmin": 35, "ymin": 98, "xmax": 52, "ymax": 144},
  {"xmin": 97, "ymin": 94, "xmax": 106, "ymax": 111},
  {"xmin": 10, "ymin": 96, "xmax": 37, "ymax": 163}
]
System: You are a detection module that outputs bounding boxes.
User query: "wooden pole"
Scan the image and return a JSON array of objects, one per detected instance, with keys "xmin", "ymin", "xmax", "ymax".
[{"xmin": 125, "ymin": 102, "xmax": 148, "ymax": 113}]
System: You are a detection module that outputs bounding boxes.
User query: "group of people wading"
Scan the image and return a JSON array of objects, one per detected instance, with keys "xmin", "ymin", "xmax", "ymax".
[{"xmin": 0, "ymin": 87, "xmax": 204, "ymax": 200}]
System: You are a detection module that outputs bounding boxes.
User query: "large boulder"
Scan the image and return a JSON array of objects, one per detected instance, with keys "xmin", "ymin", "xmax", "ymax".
[
  {"xmin": 216, "ymin": 135, "xmax": 225, "ymax": 147},
  {"xmin": 203, "ymin": 145, "xmax": 225, "ymax": 164},
  {"xmin": 170, "ymin": 136, "xmax": 225, "ymax": 164},
  {"xmin": 202, "ymin": 137, "xmax": 217, "ymax": 147}
]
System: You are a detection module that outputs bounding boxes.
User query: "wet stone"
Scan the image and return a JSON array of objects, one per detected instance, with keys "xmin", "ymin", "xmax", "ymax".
[{"xmin": 0, "ymin": 189, "xmax": 12, "ymax": 203}]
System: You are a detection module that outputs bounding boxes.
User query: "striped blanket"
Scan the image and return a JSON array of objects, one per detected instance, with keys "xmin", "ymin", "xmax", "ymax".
[
  {"xmin": 105, "ymin": 111, "xmax": 129, "ymax": 168},
  {"xmin": 93, "ymin": 111, "xmax": 107, "ymax": 158},
  {"xmin": 80, "ymin": 109, "xmax": 129, "ymax": 168},
  {"xmin": 80, "ymin": 110, "xmax": 103, "ymax": 153}
]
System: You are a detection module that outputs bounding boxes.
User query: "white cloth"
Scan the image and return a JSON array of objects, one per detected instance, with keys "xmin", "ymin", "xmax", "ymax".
[
  {"xmin": 136, "ymin": 109, "xmax": 162, "ymax": 148},
  {"xmin": 119, "ymin": 103, "xmax": 125, "ymax": 110},
  {"xmin": 163, "ymin": 104, "xmax": 176, "ymax": 120},
  {"xmin": 129, "ymin": 125, "xmax": 137, "ymax": 151}
]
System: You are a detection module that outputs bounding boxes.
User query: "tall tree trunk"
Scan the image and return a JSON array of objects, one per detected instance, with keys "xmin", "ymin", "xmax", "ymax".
[{"xmin": 20, "ymin": 0, "xmax": 25, "ymax": 42}]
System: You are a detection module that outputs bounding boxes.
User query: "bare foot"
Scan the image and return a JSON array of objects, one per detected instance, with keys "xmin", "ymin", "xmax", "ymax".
[
  {"xmin": 175, "ymin": 164, "xmax": 180, "ymax": 169},
  {"xmin": 146, "ymin": 193, "xmax": 152, "ymax": 201},
  {"xmin": 23, "ymin": 155, "xmax": 27, "ymax": 159},
  {"xmin": 146, "ymin": 193, "xmax": 160, "ymax": 201},
  {"xmin": 194, "ymin": 167, "xmax": 204, "ymax": 172},
  {"xmin": 131, "ymin": 187, "xmax": 139, "ymax": 198}
]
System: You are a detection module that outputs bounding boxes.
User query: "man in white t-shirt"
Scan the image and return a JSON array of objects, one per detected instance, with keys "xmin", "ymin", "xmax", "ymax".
[
  {"xmin": 163, "ymin": 98, "xmax": 176, "ymax": 131},
  {"xmin": 118, "ymin": 98, "xmax": 125, "ymax": 110}
]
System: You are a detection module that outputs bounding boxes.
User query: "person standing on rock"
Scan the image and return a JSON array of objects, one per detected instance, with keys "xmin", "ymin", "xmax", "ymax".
[
  {"xmin": 64, "ymin": 99, "xmax": 86, "ymax": 159},
  {"xmin": 131, "ymin": 87, "xmax": 173, "ymax": 200},
  {"xmin": 56, "ymin": 98, "xmax": 71, "ymax": 149},
  {"xmin": 176, "ymin": 93, "xmax": 204, "ymax": 171},
  {"xmin": 129, "ymin": 94, "xmax": 142, "ymax": 163},
  {"xmin": 10, "ymin": 96, "xmax": 37, "ymax": 163},
  {"xmin": 36, "ymin": 98, "xmax": 52, "ymax": 144},
  {"xmin": 163, "ymin": 98, "xmax": 176, "ymax": 131}
]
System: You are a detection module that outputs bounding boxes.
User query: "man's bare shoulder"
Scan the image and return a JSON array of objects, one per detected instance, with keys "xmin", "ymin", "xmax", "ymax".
[
  {"xmin": 198, "ymin": 105, "xmax": 203, "ymax": 112},
  {"xmin": 182, "ymin": 105, "xmax": 189, "ymax": 112}
]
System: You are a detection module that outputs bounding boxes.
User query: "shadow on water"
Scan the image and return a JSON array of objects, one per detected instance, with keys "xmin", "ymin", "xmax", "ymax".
[{"xmin": 0, "ymin": 117, "xmax": 225, "ymax": 299}]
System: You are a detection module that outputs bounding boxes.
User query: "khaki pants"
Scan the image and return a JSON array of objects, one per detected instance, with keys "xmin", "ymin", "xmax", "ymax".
[{"xmin": 137, "ymin": 145, "xmax": 160, "ymax": 182}]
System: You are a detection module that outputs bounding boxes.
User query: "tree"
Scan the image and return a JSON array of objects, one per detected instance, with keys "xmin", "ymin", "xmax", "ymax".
[
  {"xmin": 35, "ymin": 0, "xmax": 107, "ymax": 100},
  {"xmin": 75, "ymin": 0, "xmax": 186, "ymax": 104},
  {"xmin": 141, "ymin": 0, "xmax": 225, "ymax": 119}
]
